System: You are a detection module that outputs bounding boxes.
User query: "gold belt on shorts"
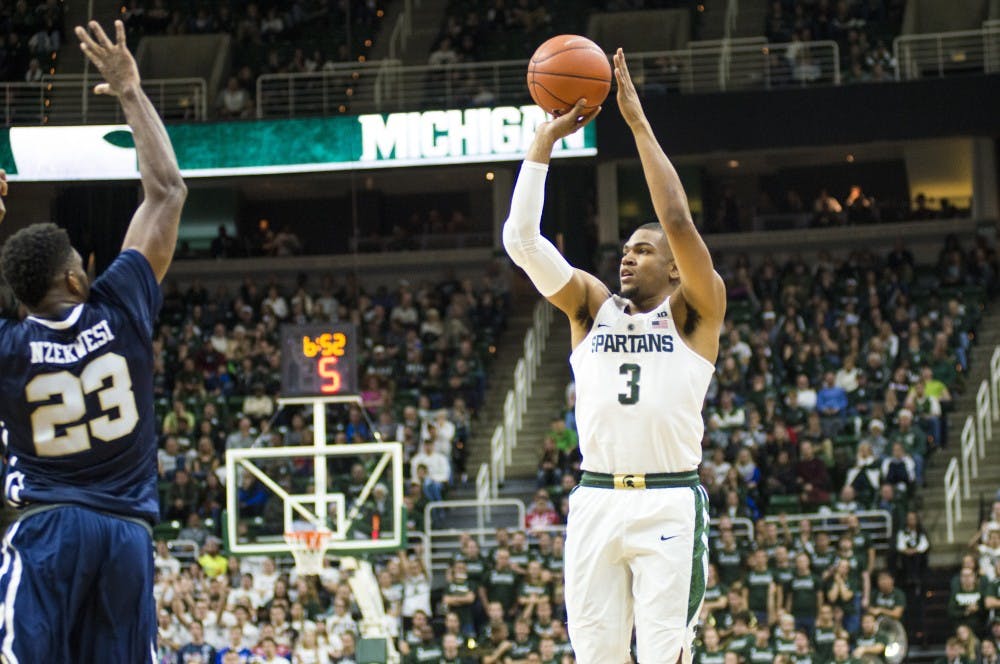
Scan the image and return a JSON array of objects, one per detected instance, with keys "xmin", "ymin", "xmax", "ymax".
[{"xmin": 580, "ymin": 470, "xmax": 700, "ymax": 489}]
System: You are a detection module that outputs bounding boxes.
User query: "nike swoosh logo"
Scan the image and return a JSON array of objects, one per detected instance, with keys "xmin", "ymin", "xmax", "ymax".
[
  {"xmin": 660, "ymin": 535, "xmax": 677, "ymax": 542},
  {"xmin": 597, "ymin": 323, "xmax": 610, "ymax": 329}
]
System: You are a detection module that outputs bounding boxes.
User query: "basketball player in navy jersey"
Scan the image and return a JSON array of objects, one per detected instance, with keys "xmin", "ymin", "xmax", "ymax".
[
  {"xmin": 503, "ymin": 50, "xmax": 725, "ymax": 663},
  {"xmin": 0, "ymin": 20, "xmax": 186, "ymax": 662}
]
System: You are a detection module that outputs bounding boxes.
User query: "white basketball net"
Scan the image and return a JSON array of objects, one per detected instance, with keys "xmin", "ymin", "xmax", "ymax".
[{"xmin": 284, "ymin": 530, "xmax": 332, "ymax": 576}]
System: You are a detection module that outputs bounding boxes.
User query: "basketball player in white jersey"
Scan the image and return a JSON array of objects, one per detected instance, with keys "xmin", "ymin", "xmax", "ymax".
[{"xmin": 502, "ymin": 50, "xmax": 725, "ymax": 663}]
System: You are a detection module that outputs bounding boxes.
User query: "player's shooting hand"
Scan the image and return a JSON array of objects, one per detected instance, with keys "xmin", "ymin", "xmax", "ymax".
[
  {"xmin": 538, "ymin": 98, "xmax": 601, "ymax": 142},
  {"xmin": 0, "ymin": 168, "xmax": 7, "ymax": 224},
  {"xmin": 75, "ymin": 20, "xmax": 140, "ymax": 97},
  {"xmin": 614, "ymin": 48, "xmax": 647, "ymax": 129}
]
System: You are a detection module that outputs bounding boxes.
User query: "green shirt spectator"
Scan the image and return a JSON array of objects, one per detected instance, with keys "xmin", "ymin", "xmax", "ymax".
[
  {"xmin": 870, "ymin": 570, "xmax": 907, "ymax": 622},
  {"xmin": 483, "ymin": 549, "xmax": 519, "ymax": 616},
  {"xmin": 714, "ymin": 535, "xmax": 746, "ymax": 586},
  {"xmin": 549, "ymin": 418, "xmax": 577, "ymax": 454}
]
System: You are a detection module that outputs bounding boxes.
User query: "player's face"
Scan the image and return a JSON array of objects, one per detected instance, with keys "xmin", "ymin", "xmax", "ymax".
[{"xmin": 620, "ymin": 228, "xmax": 675, "ymax": 302}]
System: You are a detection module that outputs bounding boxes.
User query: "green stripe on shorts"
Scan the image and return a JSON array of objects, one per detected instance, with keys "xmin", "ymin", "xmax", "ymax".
[{"xmin": 687, "ymin": 485, "xmax": 709, "ymax": 624}]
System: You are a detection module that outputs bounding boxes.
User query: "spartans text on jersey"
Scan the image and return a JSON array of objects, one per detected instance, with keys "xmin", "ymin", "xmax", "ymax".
[{"xmin": 589, "ymin": 333, "xmax": 674, "ymax": 354}]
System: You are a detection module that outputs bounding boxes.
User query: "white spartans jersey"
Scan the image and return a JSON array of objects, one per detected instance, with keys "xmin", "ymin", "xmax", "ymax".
[{"xmin": 569, "ymin": 294, "xmax": 714, "ymax": 474}]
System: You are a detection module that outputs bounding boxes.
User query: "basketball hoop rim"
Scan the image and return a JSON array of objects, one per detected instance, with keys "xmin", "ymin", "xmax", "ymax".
[{"xmin": 284, "ymin": 529, "xmax": 334, "ymax": 549}]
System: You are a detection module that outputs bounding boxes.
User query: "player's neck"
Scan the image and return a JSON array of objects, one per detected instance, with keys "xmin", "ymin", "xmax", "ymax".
[
  {"xmin": 28, "ymin": 292, "xmax": 84, "ymax": 320},
  {"xmin": 625, "ymin": 287, "xmax": 673, "ymax": 315}
]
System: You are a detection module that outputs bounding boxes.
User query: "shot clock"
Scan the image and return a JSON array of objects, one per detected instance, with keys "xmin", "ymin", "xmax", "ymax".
[{"xmin": 279, "ymin": 324, "xmax": 359, "ymax": 398}]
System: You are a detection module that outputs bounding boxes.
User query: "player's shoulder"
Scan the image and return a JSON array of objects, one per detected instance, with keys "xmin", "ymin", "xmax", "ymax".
[
  {"xmin": 0, "ymin": 316, "xmax": 14, "ymax": 338},
  {"xmin": 90, "ymin": 249, "xmax": 157, "ymax": 294}
]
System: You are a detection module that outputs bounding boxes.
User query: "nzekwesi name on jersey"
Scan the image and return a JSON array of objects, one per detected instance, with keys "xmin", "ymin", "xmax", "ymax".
[{"xmin": 28, "ymin": 319, "xmax": 115, "ymax": 365}]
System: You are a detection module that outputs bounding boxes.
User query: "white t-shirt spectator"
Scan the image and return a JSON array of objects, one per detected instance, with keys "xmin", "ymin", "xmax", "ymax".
[
  {"xmin": 708, "ymin": 459, "xmax": 732, "ymax": 487},
  {"xmin": 260, "ymin": 12, "xmax": 284, "ymax": 37},
  {"xmin": 315, "ymin": 293, "xmax": 339, "ymax": 320},
  {"xmin": 421, "ymin": 415, "xmax": 455, "ymax": 456},
  {"xmin": 210, "ymin": 330, "xmax": 231, "ymax": 355},
  {"xmin": 262, "ymin": 293, "xmax": 289, "ymax": 319},
  {"xmin": 226, "ymin": 429, "xmax": 255, "ymax": 450},
  {"xmin": 709, "ymin": 405, "xmax": 746, "ymax": 431},
  {"xmin": 401, "ymin": 573, "xmax": 432, "ymax": 618},
  {"xmin": 229, "ymin": 585, "xmax": 264, "ymax": 610},
  {"xmin": 326, "ymin": 610, "xmax": 358, "ymax": 642},
  {"xmin": 218, "ymin": 85, "xmax": 250, "ymax": 117},
  {"xmin": 728, "ymin": 338, "xmax": 753, "ymax": 365},
  {"xmin": 155, "ymin": 551, "xmax": 181, "ymax": 578},
  {"xmin": 158, "ymin": 447, "xmax": 184, "ymax": 476},
  {"xmin": 835, "ymin": 366, "xmax": 860, "ymax": 393},
  {"xmin": 410, "ymin": 448, "xmax": 451, "ymax": 484},
  {"xmin": 254, "ymin": 571, "xmax": 280, "ymax": 599},
  {"xmin": 794, "ymin": 387, "xmax": 818, "ymax": 411},
  {"xmin": 390, "ymin": 303, "xmax": 419, "ymax": 327},
  {"xmin": 243, "ymin": 393, "xmax": 275, "ymax": 420},
  {"xmin": 428, "ymin": 42, "xmax": 458, "ymax": 66}
]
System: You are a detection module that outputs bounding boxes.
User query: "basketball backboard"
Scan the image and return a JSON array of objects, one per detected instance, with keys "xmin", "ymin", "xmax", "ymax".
[{"xmin": 224, "ymin": 441, "xmax": 405, "ymax": 556}]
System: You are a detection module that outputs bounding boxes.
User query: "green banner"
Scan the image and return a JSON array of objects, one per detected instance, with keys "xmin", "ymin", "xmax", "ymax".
[{"xmin": 1, "ymin": 105, "xmax": 596, "ymax": 182}]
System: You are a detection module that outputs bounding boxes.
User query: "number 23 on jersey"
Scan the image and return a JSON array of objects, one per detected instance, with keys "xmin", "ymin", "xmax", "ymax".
[{"xmin": 25, "ymin": 352, "xmax": 139, "ymax": 457}]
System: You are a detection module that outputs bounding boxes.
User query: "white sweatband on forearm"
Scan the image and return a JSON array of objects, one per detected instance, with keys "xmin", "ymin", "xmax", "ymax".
[{"xmin": 502, "ymin": 161, "xmax": 574, "ymax": 297}]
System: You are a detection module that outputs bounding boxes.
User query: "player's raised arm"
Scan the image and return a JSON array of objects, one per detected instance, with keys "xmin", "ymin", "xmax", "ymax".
[
  {"xmin": 503, "ymin": 100, "xmax": 610, "ymax": 347},
  {"xmin": 613, "ymin": 49, "xmax": 725, "ymax": 328},
  {"xmin": 76, "ymin": 20, "xmax": 186, "ymax": 283}
]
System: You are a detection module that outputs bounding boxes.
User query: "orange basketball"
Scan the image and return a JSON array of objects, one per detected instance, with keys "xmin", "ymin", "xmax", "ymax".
[{"xmin": 527, "ymin": 35, "xmax": 612, "ymax": 116}]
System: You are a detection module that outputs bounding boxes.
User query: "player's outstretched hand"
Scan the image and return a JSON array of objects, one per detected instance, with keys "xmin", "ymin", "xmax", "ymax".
[
  {"xmin": 614, "ymin": 48, "xmax": 646, "ymax": 129},
  {"xmin": 539, "ymin": 98, "xmax": 601, "ymax": 141},
  {"xmin": 75, "ymin": 20, "xmax": 140, "ymax": 97},
  {"xmin": 0, "ymin": 169, "xmax": 7, "ymax": 224}
]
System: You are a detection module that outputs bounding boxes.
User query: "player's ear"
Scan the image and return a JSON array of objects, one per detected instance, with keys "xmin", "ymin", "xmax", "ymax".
[
  {"xmin": 668, "ymin": 258, "xmax": 680, "ymax": 281},
  {"xmin": 65, "ymin": 268, "xmax": 87, "ymax": 298}
]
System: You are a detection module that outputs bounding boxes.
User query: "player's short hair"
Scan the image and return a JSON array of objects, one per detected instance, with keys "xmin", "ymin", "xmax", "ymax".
[
  {"xmin": 0, "ymin": 222, "xmax": 74, "ymax": 309},
  {"xmin": 637, "ymin": 222, "xmax": 663, "ymax": 233}
]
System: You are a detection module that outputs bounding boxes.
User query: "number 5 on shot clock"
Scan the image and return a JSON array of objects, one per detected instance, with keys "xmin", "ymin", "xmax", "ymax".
[{"xmin": 280, "ymin": 323, "xmax": 359, "ymax": 398}]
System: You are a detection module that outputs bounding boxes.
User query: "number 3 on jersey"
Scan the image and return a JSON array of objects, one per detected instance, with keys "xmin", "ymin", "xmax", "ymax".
[
  {"xmin": 25, "ymin": 352, "xmax": 139, "ymax": 457},
  {"xmin": 618, "ymin": 363, "xmax": 641, "ymax": 405}
]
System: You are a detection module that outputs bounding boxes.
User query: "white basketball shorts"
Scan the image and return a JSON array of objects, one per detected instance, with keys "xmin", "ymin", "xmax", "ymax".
[{"xmin": 563, "ymin": 480, "xmax": 710, "ymax": 664}]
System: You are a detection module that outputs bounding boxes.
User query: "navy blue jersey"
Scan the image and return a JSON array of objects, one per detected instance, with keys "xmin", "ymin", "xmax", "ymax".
[{"xmin": 0, "ymin": 250, "xmax": 162, "ymax": 523}]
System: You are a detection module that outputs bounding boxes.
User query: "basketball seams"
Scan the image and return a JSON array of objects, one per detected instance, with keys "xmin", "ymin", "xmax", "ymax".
[
  {"xmin": 531, "ymin": 71, "xmax": 613, "ymax": 84},
  {"xmin": 529, "ymin": 80, "xmax": 574, "ymax": 109},
  {"xmin": 530, "ymin": 44, "xmax": 609, "ymax": 66}
]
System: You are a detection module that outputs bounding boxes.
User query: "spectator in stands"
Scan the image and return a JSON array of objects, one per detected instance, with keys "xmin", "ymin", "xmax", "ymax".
[
  {"xmin": 411, "ymin": 440, "xmax": 450, "ymax": 502},
  {"xmin": 537, "ymin": 434, "xmax": 560, "ymax": 488},
  {"xmin": 226, "ymin": 417, "xmax": 256, "ymax": 450},
  {"xmin": 882, "ymin": 441, "xmax": 916, "ymax": 496},
  {"xmin": 891, "ymin": 409, "xmax": 927, "ymax": 485},
  {"xmin": 870, "ymin": 568, "xmax": 906, "ymax": 622},
  {"xmin": 816, "ymin": 371, "xmax": 848, "ymax": 435},
  {"xmin": 936, "ymin": 637, "xmax": 968, "ymax": 664},
  {"xmin": 428, "ymin": 37, "xmax": 459, "ymax": 66},
  {"xmin": 796, "ymin": 441, "xmax": 832, "ymax": 510},
  {"xmin": 163, "ymin": 468, "xmax": 199, "ymax": 521},
  {"xmin": 711, "ymin": 390, "xmax": 747, "ymax": 431},
  {"xmin": 979, "ymin": 528, "xmax": 1000, "ymax": 582},
  {"xmin": 525, "ymin": 490, "xmax": 559, "ymax": 531},
  {"xmin": 950, "ymin": 566, "xmax": 988, "ymax": 634},
  {"xmin": 197, "ymin": 537, "xmax": 228, "ymax": 578},
  {"xmin": 217, "ymin": 76, "xmax": 253, "ymax": 119},
  {"xmin": 896, "ymin": 510, "xmax": 930, "ymax": 592},
  {"xmin": 242, "ymin": 382, "xmax": 274, "ymax": 422}
]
